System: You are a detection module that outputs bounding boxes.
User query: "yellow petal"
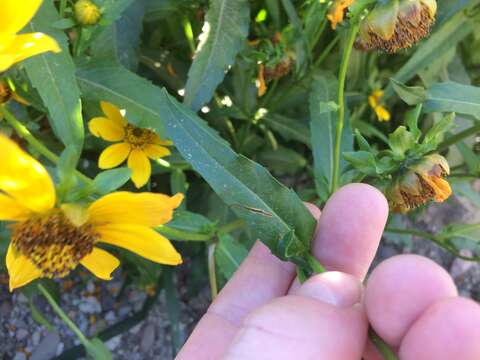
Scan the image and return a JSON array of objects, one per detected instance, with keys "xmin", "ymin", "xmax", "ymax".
[
  {"xmin": 143, "ymin": 144, "xmax": 171, "ymax": 160},
  {"xmin": 0, "ymin": 134, "xmax": 55, "ymax": 213},
  {"xmin": 0, "ymin": 194, "xmax": 30, "ymax": 221},
  {"xmin": 100, "ymin": 101, "xmax": 127, "ymax": 127},
  {"xmin": 7, "ymin": 245, "xmax": 42, "ymax": 291},
  {"xmin": 0, "ymin": 0, "xmax": 42, "ymax": 35},
  {"xmin": 80, "ymin": 247, "xmax": 120, "ymax": 280},
  {"xmin": 89, "ymin": 117, "xmax": 125, "ymax": 142},
  {"xmin": 97, "ymin": 224, "xmax": 182, "ymax": 265},
  {"xmin": 98, "ymin": 142, "xmax": 131, "ymax": 169},
  {"xmin": 127, "ymin": 149, "xmax": 151, "ymax": 188},
  {"xmin": 88, "ymin": 192, "xmax": 184, "ymax": 227},
  {"xmin": 0, "ymin": 33, "xmax": 61, "ymax": 72},
  {"xmin": 375, "ymin": 106, "xmax": 391, "ymax": 122}
]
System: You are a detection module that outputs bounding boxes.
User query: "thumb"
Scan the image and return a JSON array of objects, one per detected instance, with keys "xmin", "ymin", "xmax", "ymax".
[{"xmin": 223, "ymin": 272, "xmax": 367, "ymax": 359}]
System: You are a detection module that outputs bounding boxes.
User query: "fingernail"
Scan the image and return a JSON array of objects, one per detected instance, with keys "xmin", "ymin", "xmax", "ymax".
[{"xmin": 293, "ymin": 272, "xmax": 362, "ymax": 307}]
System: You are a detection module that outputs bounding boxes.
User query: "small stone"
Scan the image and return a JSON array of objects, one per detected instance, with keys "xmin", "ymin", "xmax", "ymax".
[
  {"xmin": 32, "ymin": 331, "xmax": 41, "ymax": 346},
  {"xmin": 31, "ymin": 332, "xmax": 60, "ymax": 360},
  {"xmin": 140, "ymin": 324, "xmax": 155, "ymax": 352},
  {"xmin": 79, "ymin": 296, "xmax": 102, "ymax": 314},
  {"xmin": 56, "ymin": 342, "xmax": 65, "ymax": 356},
  {"xmin": 16, "ymin": 328, "xmax": 29, "ymax": 341},
  {"xmin": 16, "ymin": 293, "xmax": 28, "ymax": 304},
  {"xmin": 106, "ymin": 335, "xmax": 122, "ymax": 351},
  {"xmin": 105, "ymin": 311, "xmax": 116, "ymax": 323},
  {"xmin": 118, "ymin": 305, "xmax": 132, "ymax": 318},
  {"xmin": 0, "ymin": 301, "xmax": 12, "ymax": 316},
  {"xmin": 13, "ymin": 352, "xmax": 27, "ymax": 360},
  {"xmin": 86, "ymin": 281, "xmax": 95, "ymax": 293},
  {"xmin": 130, "ymin": 323, "xmax": 142, "ymax": 334}
]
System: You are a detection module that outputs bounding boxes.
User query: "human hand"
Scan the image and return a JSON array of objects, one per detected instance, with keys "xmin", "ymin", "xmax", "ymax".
[{"xmin": 177, "ymin": 184, "xmax": 480, "ymax": 359}]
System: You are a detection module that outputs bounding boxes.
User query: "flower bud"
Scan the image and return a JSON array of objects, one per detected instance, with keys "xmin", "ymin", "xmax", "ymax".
[
  {"xmin": 74, "ymin": 0, "xmax": 101, "ymax": 26},
  {"xmin": 387, "ymin": 154, "xmax": 451, "ymax": 213},
  {"xmin": 356, "ymin": 0, "xmax": 437, "ymax": 53}
]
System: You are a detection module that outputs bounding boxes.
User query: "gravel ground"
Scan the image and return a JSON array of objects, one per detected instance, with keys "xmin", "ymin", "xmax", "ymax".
[{"xmin": 1, "ymin": 186, "xmax": 479, "ymax": 359}]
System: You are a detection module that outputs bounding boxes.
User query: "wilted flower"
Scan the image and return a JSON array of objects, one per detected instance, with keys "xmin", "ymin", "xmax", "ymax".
[
  {"xmin": 368, "ymin": 90, "xmax": 391, "ymax": 122},
  {"xmin": 327, "ymin": 0, "xmax": 355, "ymax": 30},
  {"xmin": 74, "ymin": 0, "xmax": 101, "ymax": 26},
  {"xmin": 89, "ymin": 101, "xmax": 173, "ymax": 188},
  {"xmin": 356, "ymin": 0, "xmax": 437, "ymax": 53},
  {"xmin": 0, "ymin": 135, "xmax": 183, "ymax": 291},
  {"xmin": 0, "ymin": 0, "xmax": 60, "ymax": 72},
  {"xmin": 388, "ymin": 154, "xmax": 451, "ymax": 213}
]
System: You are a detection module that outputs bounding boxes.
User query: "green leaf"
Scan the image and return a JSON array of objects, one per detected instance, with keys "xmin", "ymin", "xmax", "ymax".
[
  {"xmin": 390, "ymin": 79, "xmax": 427, "ymax": 105},
  {"xmin": 144, "ymin": 0, "xmax": 191, "ymax": 21},
  {"xmin": 85, "ymin": 338, "xmax": 113, "ymax": 360},
  {"xmin": 158, "ymin": 91, "xmax": 316, "ymax": 263},
  {"xmin": 91, "ymin": 0, "xmax": 145, "ymax": 70},
  {"xmin": 257, "ymin": 147, "xmax": 307, "ymax": 175},
  {"xmin": 343, "ymin": 151, "xmax": 377, "ymax": 175},
  {"xmin": 23, "ymin": 0, "xmax": 84, "ymax": 154},
  {"xmin": 184, "ymin": 0, "xmax": 250, "ymax": 111},
  {"xmin": 423, "ymin": 113, "xmax": 455, "ymax": 146},
  {"xmin": 309, "ymin": 73, "xmax": 351, "ymax": 199},
  {"xmin": 422, "ymin": 82, "xmax": 480, "ymax": 119},
  {"xmin": 92, "ymin": 168, "xmax": 132, "ymax": 194},
  {"xmin": 215, "ymin": 234, "xmax": 248, "ymax": 279},
  {"xmin": 263, "ymin": 114, "xmax": 311, "ymax": 146},
  {"xmin": 385, "ymin": 11, "xmax": 474, "ymax": 98},
  {"xmin": 389, "ymin": 126, "xmax": 415, "ymax": 157},
  {"xmin": 456, "ymin": 142, "xmax": 480, "ymax": 174},
  {"xmin": 165, "ymin": 210, "xmax": 216, "ymax": 238},
  {"xmin": 77, "ymin": 62, "xmax": 167, "ymax": 136}
]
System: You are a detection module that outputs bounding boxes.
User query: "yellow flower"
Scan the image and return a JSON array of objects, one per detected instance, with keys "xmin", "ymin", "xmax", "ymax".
[
  {"xmin": 74, "ymin": 0, "xmax": 101, "ymax": 26},
  {"xmin": 89, "ymin": 101, "xmax": 173, "ymax": 188},
  {"xmin": 387, "ymin": 154, "xmax": 451, "ymax": 213},
  {"xmin": 327, "ymin": 0, "xmax": 355, "ymax": 30},
  {"xmin": 0, "ymin": 0, "xmax": 61, "ymax": 72},
  {"xmin": 0, "ymin": 134, "xmax": 183, "ymax": 291},
  {"xmin": 368, "ymin": 90, "xmax": 391, "ymax": 122}
]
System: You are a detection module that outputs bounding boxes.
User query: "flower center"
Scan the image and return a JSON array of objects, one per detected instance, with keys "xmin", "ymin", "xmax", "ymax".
[
  {"xmin": 10, "ymin": 210, "xmax": 98, "ymax": 278},
  {"xmin": 124, "ymin": 124, "xmax": 156, "ymax": 148}
]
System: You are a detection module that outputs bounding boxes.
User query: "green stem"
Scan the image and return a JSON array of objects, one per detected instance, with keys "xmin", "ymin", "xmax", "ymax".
[
  {"xmin": 385, "ymin": 227, "xmax": 437, "ymax": 241},
  {"xmin": 436, "ymin": 123, "xmax": 480, "ymax": 152},
  {"xmin": 59, "ymin": 0, "xmax": 67, "ymax": 17},
  {"xmin": 369, "ymin": 328, "xmax": 399, "ymax": 360},
  {"xmin": 156, "ymin": 225, "xmax": 213, "ymax": 241},
  {"xmin": 313, "ymin": 35, "xmax": 339, "ymax": 68},
  {"xmin": 307, "ymin": 255, "xmax": 326, "ymax": 274},
  {"xmin": 217, "ymin": 219, "xmax": 245, "ymax": 236},
  {"xmin": 1, "ymin": 105, "xmax": 92, "ymax": 186},
  {"xmin": 331, "ymin": 24, "xmax": 359, "ymax": 193},
  {"xmin": 208, "ymin": 243, "xmax": 218, "ymax": 299},
  {"xmin": 38, "ymin": 284, "xmax": 90, "ymax": 347},
  {"xmin": 182, "ymin": 16, "xmax": 196, "ymax": 55}
]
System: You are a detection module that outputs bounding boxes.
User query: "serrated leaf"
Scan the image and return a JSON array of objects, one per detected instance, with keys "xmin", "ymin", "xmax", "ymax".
[
  {"xmin": 184, "ymin": 0, "xmax": 250, "ymax": 111},
  {"xmin": 159, "ymin": 91, "xmax": 316, "ymax": 262},
  {"xmin": 23, "ymin": 0, "xmax": 84, "ymax": 154},
  {"xmin": 215, "ymin": 234, "xmax": 248, "ymax": 279},
  {"xmin": 91, "ymin": 0, "xmax": 145, "ymax": 70}
]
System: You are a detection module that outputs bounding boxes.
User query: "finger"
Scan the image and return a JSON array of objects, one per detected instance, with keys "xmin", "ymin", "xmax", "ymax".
[
  {"xmin": 176, "ymin": 241, "xmax": 296, "ymax": 360},
  {"xmin": 365, "ymin": 254, "xmax": 457, "ymax": 347},
  {"xmin": 313, "ymin": 183, "xmax": 388, "ymax": 280},
  {"xmin": 224, "ymin": 272, "xmax": 367, "ymax": 359},
  {"xmin": 399, "ymin": 297, "xmax": 480, "ymax": 360}
]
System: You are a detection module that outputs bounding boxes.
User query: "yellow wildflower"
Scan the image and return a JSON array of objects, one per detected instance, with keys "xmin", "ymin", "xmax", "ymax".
[
  {"xmin": 89, "ymin": 101, "xmax": 173, "ymax": 188},
  {"xmin": 387, "ymin": 154, "xmax": 451, "ymax": 213},
  {"xmin": 74, "ymin": 0, "xmax": 101, "ymax": 26},
  {"xmin": 327, "ymin": 0, "xmax": 355, "ymax": 30},
  {"xmin": 0, "ymin": 135, "xmax": 183, "ymax": 291},
  {"xmin": 0, "ymin": 0, "xmax": 61, "ymax": 72},
  {"xmin": 368, "ymin": 90, "xmax": 391, "ymax": 122}
]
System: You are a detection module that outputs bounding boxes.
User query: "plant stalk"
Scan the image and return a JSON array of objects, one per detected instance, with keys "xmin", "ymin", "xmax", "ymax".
[
  {"xmin": 331, "ymin": 24, "xmax": 359, "ymax": 193},
  {"xmin": 208, "ymin": 243, "xmax": 218, "ymax": 299},
  {"xmin": 436, "ymin": 123, "xmax": 480, "ymax": 152}
]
